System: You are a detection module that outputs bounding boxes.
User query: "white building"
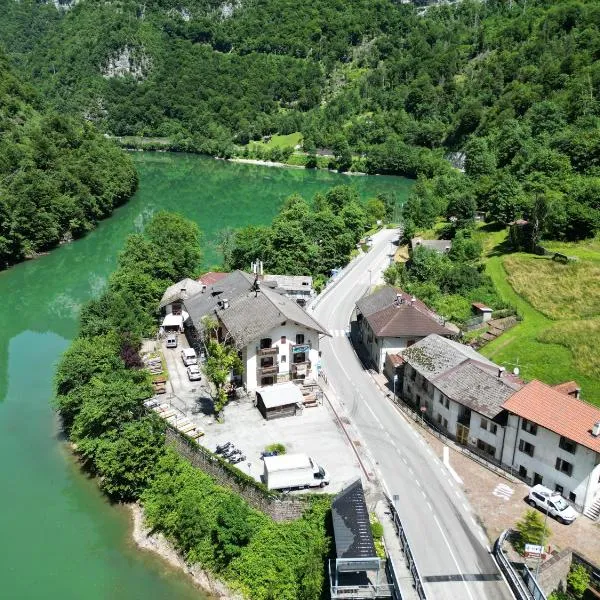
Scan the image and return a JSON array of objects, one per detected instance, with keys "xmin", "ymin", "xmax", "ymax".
[
  {"xmin": 355, "ymin": 287, "xmax": 455, "ymax": 373},
  {"xmin": 182, "ymin": 270, "xmax": 327, "ymax": 390},
  {"xmin": 402, "ymin": 334, "xmax": 522, "ymax": 462},
  {"xmin": 401, "ymin": 335, "xmax": 600, "ymax": 516},
  {"xmin": 501, "ymin": 380, "xmax": 600, "ymax": 516}
]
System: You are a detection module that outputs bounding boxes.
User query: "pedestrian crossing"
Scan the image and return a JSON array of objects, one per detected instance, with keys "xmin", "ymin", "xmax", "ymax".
[{"xmin": 329, "ymin": 328, "xmax": 350, "ymax": 338}]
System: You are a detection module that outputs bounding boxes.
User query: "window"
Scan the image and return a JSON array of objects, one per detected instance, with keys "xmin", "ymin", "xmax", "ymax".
[
  {"xmin": 480, "ymin": 418, "xmax": 488, "ymax": 431},
  {"xmin": 437, "ymin": 414, "xmax": 442, "ymax": 425},
  {"xmin": 569, "ymin": 492, "xmax": 576, "ymax": 503},
  {"xmin": 490, "ymin": 423, "xmax": 498, "ymax": 435},
  {"xmin": 559, "ymin": 437, "xmax": 577, "ymax": 454},
  {"xmin": 521, "ymin": 419, "xmax": 538, "ymax": 435},
  {"xmin": 295, "ymin": 333, "xmax": 304, "ymax": 344},
  {"xmin": 445, "ymin": 397, "xmax": 449, "ymax": 409},
  {"xmin": 280, "ymin": 336, "xmax": 287, "ymax": 344},
  {"xmin": 533, "ymin": 473, "xmax": 543, "ymax": 486},
  {"xmin": 519, "ymin": 439, "xmax": 535, "ymax": 457},
  {"xmin": 439, "ymin": 396, "xmax": 444, "ymax": 405},
  {"xmin": 410, "ymin": 368, "xmax": 416, "ymax": 382},
  {"xmin": 407, "ymin": 339, "xmax": 416, "ymax": 347},
  {"xmin": 260, "ymin": 338, "xmax": 272, "ymax": 349},
  {"xmin": 281, "ymin": 355, "xmax": 286, "ymax": 363},
  {"xmin": 555, "ymin": 458, "xmax": 573, "ymax": 477},
  {"xmin": 443, "ymin": 418, "xmax": 448, "ymax": 429},
  {"xmin": 519, "ymin": 465, "xmax": 527, "ymax": 478},
  {"xmin": 555, "ymin": 484, "xmax": 564, "ymax": 495},
  {"xmin": 476, "ymin": 439, "xmax": 496, "ymax": 457}
]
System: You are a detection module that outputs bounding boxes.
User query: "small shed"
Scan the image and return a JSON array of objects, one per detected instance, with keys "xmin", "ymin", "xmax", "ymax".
[
  {"xmin": 472, "ymin": 302, "xmax": 493, "ymax": 322},
  {"xmin": 255, "ymin": 382, "xmax": 303, "ymax": 420}
]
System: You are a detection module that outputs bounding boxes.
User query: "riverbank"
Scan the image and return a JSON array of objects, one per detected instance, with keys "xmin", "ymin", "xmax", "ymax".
[
  {"xmin": 226, "ymin": 156, "xmax": 368, "ymax": 175},
  {"xmin": 130, "ymin": 504, "xmax": 243, "ymax": 600}
]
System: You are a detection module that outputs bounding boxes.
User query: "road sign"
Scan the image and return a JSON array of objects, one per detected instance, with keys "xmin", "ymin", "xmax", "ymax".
[{"xmin": 524, "ymin": 544, "xmax": 544, "ymax": 558}]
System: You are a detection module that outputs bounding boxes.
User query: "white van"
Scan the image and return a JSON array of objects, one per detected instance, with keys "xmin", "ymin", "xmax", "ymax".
[
  {"xmin": 166, "ymin": 334, "xmax": 178, "ymax": 348},
  {"xmin": 181, "ymin": 348, "xmax": 197, "ymax": 366}
]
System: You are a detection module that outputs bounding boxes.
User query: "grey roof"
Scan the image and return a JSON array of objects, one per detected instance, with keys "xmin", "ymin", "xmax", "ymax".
[
  {"xmin": 332, "ymin": 480, "xmax": 377, "ymax": 560},
  {"xmin": 217, "ymin": 285, "xmax": 328, "ymax": 348},
  {"xmin": 159, "ymin": 278, "xmax": 204, "ymax": 309},
  {"xmin": 402, "ymin": 335, "xmax": 521, "ymax": 418},
  {"xmin": 434, "ymin": 360, "xmax": 521, "ymax": 419},
  {"xmin": 411, "ymin": 238, "xmax": 452, "ymax": 254},
  {"xmin": 183, "ymin": 270, "xmax": 254, "ymax": 326},
  {"xmin": 356, "ymin": 287, "xmax": 400, "ymax": 318},
  {"xmin": 256, "ymin": 382, "xmax": 303, "ymax": 409},
  {"xmin": 263, "ymin": 274, "xmax": 313, "ymax": 293},
  {"xmin": 402, "ymin": 334, "xmax": 495, "ymax": 380}
]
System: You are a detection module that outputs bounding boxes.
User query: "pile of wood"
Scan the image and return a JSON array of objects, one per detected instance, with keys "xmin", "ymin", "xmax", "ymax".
[
  {"xmin": 144, "ymin": 400, "xmax": 204, "ymax": 440},
  {"xmin": 143, "ymin": 355, "xmax": 163, "ymax": 375}
]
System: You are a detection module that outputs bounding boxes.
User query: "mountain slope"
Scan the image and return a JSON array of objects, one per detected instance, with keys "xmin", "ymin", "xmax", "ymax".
[{"xmin": 0, "ymin": 50, "xmax": 138, "ymax": 268}]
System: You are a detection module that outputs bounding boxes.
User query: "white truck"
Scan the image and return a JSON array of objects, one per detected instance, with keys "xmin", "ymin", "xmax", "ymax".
[{"xmin": 262, "ymin": 453, "xmax": 329, "ymax": 490}]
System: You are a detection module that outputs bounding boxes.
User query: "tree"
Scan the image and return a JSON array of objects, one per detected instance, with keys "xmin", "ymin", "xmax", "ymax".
[
  {"xmin": 204, "ymin": 339, "xmax": 244, "ymax": 416},
  {"xmin": 515, "ymin": 510, "xmax": 552, "ymax": 554},
  {"xmin": 567, "ymin": 564, "xmax": 590, "ymax": 600},
  {"xmin": 212, "ymin": 495, "xmax": 255, "ymax": 566},
  {"xmin": 366, "ymin": 197, "xmax": 386, "ymax": 224}
]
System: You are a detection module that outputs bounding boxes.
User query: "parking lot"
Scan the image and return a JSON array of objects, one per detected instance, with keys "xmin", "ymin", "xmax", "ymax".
[{"xmin": 147, "ymin": 333, "xmax": 362, "ymax": 494}]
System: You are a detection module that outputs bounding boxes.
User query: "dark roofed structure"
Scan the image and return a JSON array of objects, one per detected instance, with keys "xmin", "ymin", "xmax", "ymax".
[
  {"xmin": 367, "ymin": 302, "xmax": 453, "ymax": 338},
  {"xmin": 332, "ymin": 479, "xmax": 377, "ymax": 561}
]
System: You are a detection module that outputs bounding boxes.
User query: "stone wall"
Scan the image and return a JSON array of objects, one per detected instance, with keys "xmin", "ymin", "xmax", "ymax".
[
  {"xmin": 538, "ymin": 548, "xmax": 572, "ymax": 596},
  {"xmin": 166, "ymin": 427, "xmax": 308, "ymax": 522}
]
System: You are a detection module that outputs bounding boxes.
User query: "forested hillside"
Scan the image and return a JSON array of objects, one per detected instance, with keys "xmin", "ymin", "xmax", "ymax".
[
  {"xmin": 0, "ymin": 50, "xmax": 137, "ymax": 268},
  {"xmin": 1, "ymin": 0, "xmax": 599, "ymax": 238}
]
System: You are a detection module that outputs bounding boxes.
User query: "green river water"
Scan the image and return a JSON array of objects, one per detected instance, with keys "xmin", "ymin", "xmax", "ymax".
[{"xmin": 0, "ymin": 153, "xmax": 411, "ymax": 600}]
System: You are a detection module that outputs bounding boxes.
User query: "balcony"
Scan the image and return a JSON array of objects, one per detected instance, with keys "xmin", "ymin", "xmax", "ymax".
[
  {"xmin": 259, "ymin": 347, "xmax": 278, "ymax": 357},
  {"xmin": 257, "ymin": 364, "xmax": 279, "ymax": 376}
]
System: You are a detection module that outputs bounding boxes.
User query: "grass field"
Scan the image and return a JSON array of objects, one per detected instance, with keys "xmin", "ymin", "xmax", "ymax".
[
  {"xmin": 480, "ymin": 232, "xmax": 600, "ymax": 404},
  {"xmin": 247, "ymin": 132, "xmax": 303, "ymax": 149}
]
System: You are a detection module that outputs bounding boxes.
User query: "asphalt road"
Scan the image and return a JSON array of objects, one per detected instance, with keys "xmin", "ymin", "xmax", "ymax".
[{"xmin": 311, "ymin": 229, "xmax": 513, "ymax": 600}]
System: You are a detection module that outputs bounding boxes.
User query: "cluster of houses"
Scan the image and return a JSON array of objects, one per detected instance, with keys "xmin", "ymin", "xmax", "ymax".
[
  {"xmin": 352, "ymin": 285, "xmax": 600, "ymax": 518},
  {"xmin": 159, "ymin": 268, "xmax": 600, "ymax": 519},
  {"xmin": 159, "ymin": 268, "xmax": 326, "ymax": 392}
]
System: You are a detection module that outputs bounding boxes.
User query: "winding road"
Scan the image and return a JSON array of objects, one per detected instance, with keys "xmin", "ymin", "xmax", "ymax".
[{"xmin": 311, "ymin": 228, "xmax": 514, "ymax": 600}]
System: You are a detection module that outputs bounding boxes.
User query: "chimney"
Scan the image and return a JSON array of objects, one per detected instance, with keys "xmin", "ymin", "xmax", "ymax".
[
  {"xmin": 396, "ymin": 293, "xmax": 403, "ymax": 305},
  {"xmin": 498, "ymin": 367, "xmax": 505, "ymax": 378},
  {"xmin": 222, "ymin": 298, "xmax": 229, "ymax": 310},
  {"xmin": 201, "ymin": 284, "xmax": 207, "ymax": 293},
  {"xmin": 570, "ymin": 388, "xmax": 581, "ymax": 399},
  {"xmin": 592, "ymin": 421, "xmax": 600, "ymax": 437},
  {"xmin": 411, "ymin": 296, "xmax": 416, "ymax": 305},
  {"xmin": 180, "ymin": 286, "xmax": 188, "ymax": 299}
]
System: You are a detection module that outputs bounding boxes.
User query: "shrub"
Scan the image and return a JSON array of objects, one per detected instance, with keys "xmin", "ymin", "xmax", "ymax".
[
  {"xmin": 265, "ymin": 443, "xmax": 286, "ymax": 455},
  {"xmin": 515, "ymin": 510, "xmax": 552, "ymax": 554}
]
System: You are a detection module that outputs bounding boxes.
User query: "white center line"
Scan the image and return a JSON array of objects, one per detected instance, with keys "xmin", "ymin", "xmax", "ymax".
[{"xmin": 433, "ymin": 515, "xmax": 477, "ymax": 600}]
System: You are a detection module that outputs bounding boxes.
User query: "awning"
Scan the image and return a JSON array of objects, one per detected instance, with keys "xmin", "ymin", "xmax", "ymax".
[
  {"xmin": 162, "ymin": 313, "xmax": 183, "ymax": 328},
  {"xmin": 256, "ymin": 382, "xmax": 303, "ymax": 409}
]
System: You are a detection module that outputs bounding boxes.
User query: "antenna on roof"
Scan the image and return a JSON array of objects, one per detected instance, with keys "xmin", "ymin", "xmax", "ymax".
[{"xmin": 513, "ymin": 367, "xmax": 520, "ymax": 376}]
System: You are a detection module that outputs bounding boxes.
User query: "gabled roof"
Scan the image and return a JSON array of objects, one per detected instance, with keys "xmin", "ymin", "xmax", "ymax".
[
  {"xmin": 503, "ymin": 380, "xmax": 600, "ymax": 454},
  {"xmin": 366, "ymin": 302, "xmax": 453, "ymax": 339},
  {"xmin": 263, "ymin": 274, "xmax": 313, "ymax": 292},
  {"xmin": 411, "ymin": 237, "xmax": 452, "ymax": 253},
  {"xmin": 402, "ymin": 334, "xmax": 495, "ymax": 380},
  {"xmin": 356, "ymin": 286, "xmax": 434, "ymax": 319},
  {"xmin": 159, "ymin": 278, "xmax": 205, "ymax": 309},
  {"xmin": 402, "ymin": 334, "xmax": 522, "ymax": 418},
  {"xmin": 332, "ymin": 480, "xmax": 377, "ymax": 560},
  {"xmin": 217, "ymin": 285, "xmax": 328, "ymax": 348},
  {"xmin": 184, "ymin": 270, "xmax": 255, "ymax": 326},
  {"xmin": 552, "ymin": 381, "xmax": 581, "ymax": 396}
]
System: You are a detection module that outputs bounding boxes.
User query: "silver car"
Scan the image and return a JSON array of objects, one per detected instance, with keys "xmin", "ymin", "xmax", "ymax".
[{"xmin": 187, "ymin": 365, "xmax": 201, "ymax": 381}]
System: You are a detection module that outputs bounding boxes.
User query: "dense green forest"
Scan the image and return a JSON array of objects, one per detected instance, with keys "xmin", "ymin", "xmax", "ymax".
[
  {"xmin": 1, "ymin": 0, "xmax": 599, "ymax": 239},
  {"xmin": 55, "ymin": 211, "xmax": 330, "ymax": 600},
  {"xmin": 0, "ymin": 50, "xmax": 137, "ymax": 268}
]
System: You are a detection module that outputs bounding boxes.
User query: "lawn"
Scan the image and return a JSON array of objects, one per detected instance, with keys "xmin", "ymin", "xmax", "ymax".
[
  {"xmin": 480, "ymin": 233, "xmax": 600, "ymax": 404},
  {"xmin": 247, "ymin": 132, "xmax": 303, "ymax": 149}
]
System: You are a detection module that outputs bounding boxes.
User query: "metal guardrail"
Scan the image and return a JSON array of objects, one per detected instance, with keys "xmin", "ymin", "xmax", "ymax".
[
  {"xmin": 388, "ymin": 496, "xmax": 427, "ymax": 600},
  {"xmin": 494, "ymin": 530, "xmax": 547, "ymax": 600}
]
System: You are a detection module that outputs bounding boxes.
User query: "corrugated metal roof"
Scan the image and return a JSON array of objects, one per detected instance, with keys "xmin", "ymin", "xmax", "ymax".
[{"xmin": 332, "ymin": 480, "xmax": 377, "ymax": 560}]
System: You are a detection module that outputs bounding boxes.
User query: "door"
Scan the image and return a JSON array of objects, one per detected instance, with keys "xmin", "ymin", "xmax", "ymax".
[
  {"xmin": 456, "ymin": 423, "xmax": 469, "ymax": 446},
  {"xmin": 533, "ymin": 473, "xmax": 543, "ymax": 486}
]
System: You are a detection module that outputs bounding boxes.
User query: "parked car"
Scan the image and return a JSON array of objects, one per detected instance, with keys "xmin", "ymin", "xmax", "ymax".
[
  {"xmin": 181, "ymin": 348, "xmax": 197, "ymax": 366},
  {"xmin": 187, "ymin": 365, "xmax": 201, "ymax": 381},
  {"xmin": 166, "ymin": 334, "xmax": 178, "ymax": 348},
  {"xmin": 528, "ymin": 485, "xmax": 577, "ymax": 524}
]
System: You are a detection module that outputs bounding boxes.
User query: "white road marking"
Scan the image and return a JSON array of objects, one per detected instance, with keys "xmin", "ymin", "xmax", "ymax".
[
  {"xmin": 462, "ymin": 503, "xmax": 469, "ymax": 512},
  {"xmin": 492, "ymin": 483, "xmax": 514, "ymax": 501},
  {"xmin": 433, "ymin": 515, "xmax": 477, "ymax": 600},
  {"xmin": 455, "ymin": 490, "xmax": 461, "ymax": 499},
  {"xmin": 415, "ymin": 480, "xmax": 422, "ymax": 488},
  {"xmin": 421, "ymin": 490, "xmax": 427, "ymax": 499},
  {"xmin": 427, "ymin": 502, "xmax": 433, "ymax": 511},
  {"xmin": 443, "ymin": 446, "xmax": 464, "ymax": 484}
]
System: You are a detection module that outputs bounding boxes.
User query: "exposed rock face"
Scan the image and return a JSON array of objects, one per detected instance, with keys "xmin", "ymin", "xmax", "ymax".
[
  {"xmin": 50, "ymin": 0, "xmax": 80, "ymax": 10},
  {"xmin": 102, "ymin": 46, "xmax": 151, "ymax": 80},
  {"xmin": 219, "ymin": 0, "xmax": 240, "ymax": 19}
]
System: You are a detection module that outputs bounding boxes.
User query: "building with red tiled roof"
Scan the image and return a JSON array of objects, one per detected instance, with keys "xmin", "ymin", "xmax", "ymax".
[
  {"xmin": 500, "ymin": 380, "xmax": 600, "ymax": 514},
  {"xmin": 552, "ymin": 380, "xmax": 581, "ymax": 398}
]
